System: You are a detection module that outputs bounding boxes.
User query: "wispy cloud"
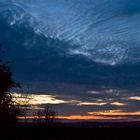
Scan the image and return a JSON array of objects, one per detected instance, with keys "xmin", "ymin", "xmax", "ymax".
[
  {"xmin": 88, "ymin": 110, "xmax": 140, "ymax": 116},
  {"xmin": 110, "ymin": 102, "xmax": 126, "ymax": 106},
  {"xmin": 12, "ymin": 93, "xmax": 66, "ymax": 105},
  {"xmin": 128, "ymin": 96, "xmax": 140, "ymax": 101}
]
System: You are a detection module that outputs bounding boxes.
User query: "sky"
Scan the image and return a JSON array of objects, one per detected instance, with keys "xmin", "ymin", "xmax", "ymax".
[{"xmin": 1, "ymin": 0, "xmax": 140, "ymax": 121}]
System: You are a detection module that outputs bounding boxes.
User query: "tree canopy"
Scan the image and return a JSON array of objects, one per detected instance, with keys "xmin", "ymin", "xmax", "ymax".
[{"xmin": 0, "ymin": 50, "xmax": 20, "ymax": 127}]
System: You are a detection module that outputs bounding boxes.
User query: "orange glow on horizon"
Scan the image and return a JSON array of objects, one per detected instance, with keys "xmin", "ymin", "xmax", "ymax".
[
  {"xmin": 18, "ymin": 110, "xmax": 140, "ymax": 121},
  {"xmin": 56, "ymin": 115, "xmax": 123, "ymax": 120},
  {"xmin": 18, "ymin": 115, "xmax": 122, "ymax": 120}
]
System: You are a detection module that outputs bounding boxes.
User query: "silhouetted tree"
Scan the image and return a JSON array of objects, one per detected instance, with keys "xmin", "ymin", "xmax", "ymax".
[
  {"xmin": 32, "ymin": 107, "xmax": 57, "ymax": 126},
  {"xmin": 44, "ymin": 107, "xmax": 57, "ymax": 126},
  {"xmin": 17, "ymin": 94, "xmax": 31, "ymax": 124},
  {"xmin": 0, "ymin": 46, "xmax": 20, "ymax": 127}
]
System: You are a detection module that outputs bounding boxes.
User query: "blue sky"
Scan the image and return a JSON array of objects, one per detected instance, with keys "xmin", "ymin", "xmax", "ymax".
[{"xmin": 1, "ymin": 0, "xmax": 140, "ymax": 120}]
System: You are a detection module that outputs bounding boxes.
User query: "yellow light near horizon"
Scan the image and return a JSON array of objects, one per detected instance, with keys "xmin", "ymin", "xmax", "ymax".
[
  {"xmin": 12, "ymin": 93, "xmax": 66, "ymax": 105},
  {"xmin": 30, "ymin": 95, "xmax": 66, "ymax": 105},
  {"xmin": 128, "ymin": 96, "xmax": 140, "ymax": 101},
  {"xmin": 12, "ymin": 93, "xmax": 128, "ymax": 108},
  {"xmin": 110, "ymin": 102, "xmax": 126, "ymax": 106},
  {"xmin": 77, "ymin": 102, "xmax": 107, "ymax": 106},
  {"xmin": 88, "ymin": 110, "xmax": 140, "ymax": 116}
]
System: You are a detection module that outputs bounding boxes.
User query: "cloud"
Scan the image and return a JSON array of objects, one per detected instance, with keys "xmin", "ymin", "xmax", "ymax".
[
  {"xmin": 110, "ymin": 102, "xmax": 126, "ymax": 106},
  {"xmin": 88, "ymin": 110, "xmax": 140, "ymax": 116},
  {"xmin": 128, "ymin": 96, "xmax": 140, "ymax": 101}
]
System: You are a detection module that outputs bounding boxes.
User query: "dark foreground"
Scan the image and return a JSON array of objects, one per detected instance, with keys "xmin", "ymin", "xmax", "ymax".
[{"xmin": 0, "ymin": 125, "xmax": 140, "ymax": 140}]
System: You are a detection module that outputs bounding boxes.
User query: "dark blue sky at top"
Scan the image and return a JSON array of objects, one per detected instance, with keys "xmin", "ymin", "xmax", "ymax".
[{"xmin": 1, "ymin": 0, "xmax": 140, "ymax": 117}]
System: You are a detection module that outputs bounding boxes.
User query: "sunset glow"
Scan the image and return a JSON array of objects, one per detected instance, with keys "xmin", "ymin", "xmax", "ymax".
[
  {"xmin": 88, "ymin": 110, "xmax": 140, "ymax": 116},
  {"xmin": 12, "ymin": 93, "xmax": 66, "ymax": 105},
  {"xmin": 110, "ymin": 102, "xmax": 126, "ymax": 106},
  {"xmin": 77, "ymin": 102, "xmax": 107, "ymax": 106},
  {"xmin": 128, "ymin": 96, "xmax": 140, "ymax": 101},
  {"xmin": 57, "ymin": 115, "xmax": 119, "ymax": 120},
  {"xmin": 12, "ymin": 93, "xmax": 140, "ymax": 121}
]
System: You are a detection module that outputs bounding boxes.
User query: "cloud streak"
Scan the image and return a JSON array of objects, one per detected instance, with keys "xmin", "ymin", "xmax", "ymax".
[{"xmin": 12, "ymin": 90, "xmax": 140, "ymax": 121}]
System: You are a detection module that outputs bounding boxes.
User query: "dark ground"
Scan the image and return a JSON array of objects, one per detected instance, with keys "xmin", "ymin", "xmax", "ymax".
[{"xmin": 0, "ymin": 125, "xmax": 140, "ymax": 140}]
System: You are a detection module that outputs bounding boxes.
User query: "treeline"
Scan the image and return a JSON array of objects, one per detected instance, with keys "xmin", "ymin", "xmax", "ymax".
[{"xmin": 20, "ymin": 106, "xmax": 57, "ymax": 126}]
